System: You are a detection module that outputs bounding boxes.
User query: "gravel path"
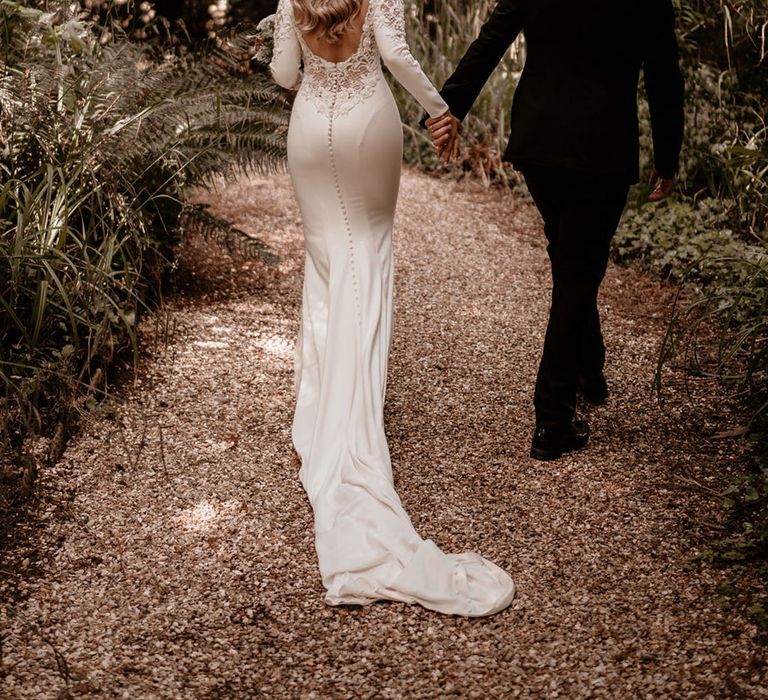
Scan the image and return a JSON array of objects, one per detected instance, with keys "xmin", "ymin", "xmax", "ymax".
[{"xmin": 1, "ymin": 169, "xmax": 765, "ymax": 698}]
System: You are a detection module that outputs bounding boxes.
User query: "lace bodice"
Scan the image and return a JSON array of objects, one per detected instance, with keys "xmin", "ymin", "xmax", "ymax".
[
  {"xmin": 294, "ymin": 3, "xmax": 380, "ymax": 117},
  {"xmin": 270, "ymin": 0, "xmax": 448, "ymax": 119}
]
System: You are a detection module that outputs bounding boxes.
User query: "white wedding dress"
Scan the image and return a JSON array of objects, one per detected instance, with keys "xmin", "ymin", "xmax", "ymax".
[{"xmin": 270, "ymin": 0, "xmax": 515, "ymax": 616}]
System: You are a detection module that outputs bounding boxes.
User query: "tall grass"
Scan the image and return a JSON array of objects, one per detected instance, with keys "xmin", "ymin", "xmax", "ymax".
[
  {"xmin": 667, "ymin": 0, "xmax": 767, "ymax": 237},
  {"xmin": 0, "ymin": 0, "xmax": 289, "ymax": 483}
]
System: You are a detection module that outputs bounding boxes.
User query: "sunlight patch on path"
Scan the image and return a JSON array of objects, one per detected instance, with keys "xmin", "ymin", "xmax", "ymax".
[{"xmin": 175, "ymin": 500, "xmax": 243, "ymax": 533}]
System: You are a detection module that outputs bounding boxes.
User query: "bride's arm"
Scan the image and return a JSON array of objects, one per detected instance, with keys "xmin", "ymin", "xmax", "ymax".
[
  {"xmin": 372, "ymin": 0, "xmax": 449, "ymax": 118},
  {"xmin": 269, "ymin": 0, "xmax": 302, "ymax": 89}
]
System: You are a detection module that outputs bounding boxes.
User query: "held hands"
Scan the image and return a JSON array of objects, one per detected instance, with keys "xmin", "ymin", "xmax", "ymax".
[
  {"xmin": 426, "ymin": 110, "xmax": 463, "ymax": 164},
  {"xmin": 649, "ymin": 169, "xmax": 675, "ymax": 202}
]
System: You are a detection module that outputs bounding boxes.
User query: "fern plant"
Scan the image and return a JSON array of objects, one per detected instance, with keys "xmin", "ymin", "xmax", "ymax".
[{"xmin": 0, "ymin": 0, "xmax": 290, "ymax": 476}]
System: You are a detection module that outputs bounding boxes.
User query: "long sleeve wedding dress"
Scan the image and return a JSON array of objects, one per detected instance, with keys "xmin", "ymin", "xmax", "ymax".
[{"xmin": 269, "ymin": 0, "xmax": 515, "ymax": 616}]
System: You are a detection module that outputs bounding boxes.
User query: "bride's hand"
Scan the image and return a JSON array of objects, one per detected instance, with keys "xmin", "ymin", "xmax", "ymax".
[{"xmin": 426, "ymin": 111, "xmax": 462, "ymax": 163}]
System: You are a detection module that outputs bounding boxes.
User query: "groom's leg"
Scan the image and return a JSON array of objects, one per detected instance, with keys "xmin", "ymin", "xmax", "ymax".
[
  {"xmin": 521, "ymin": 166, "xmax": 563, "ymax": 266},
  {"xmin": 577, "ymin": 177, "xmax": 629, "ymax": 382},
  {"xmin": 580, "ymin": 304, "xmax": 606, "ymax": 377},
  {"xmin": 524, "ymin": 167, "xmax": 628, "ymax": 428},
  {"xmin": 523, "ymin": 166, "xmax": 577, "ymax": 428}
]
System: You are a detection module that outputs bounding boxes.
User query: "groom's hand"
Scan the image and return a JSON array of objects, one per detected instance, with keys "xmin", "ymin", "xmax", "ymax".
[
  {"xmin": 648, "ymin": 169, "xmax": 675, "ymax": 202},
  {"xmin": 426, "ymin": 111, "xmax": 463, "ymax": 164}
]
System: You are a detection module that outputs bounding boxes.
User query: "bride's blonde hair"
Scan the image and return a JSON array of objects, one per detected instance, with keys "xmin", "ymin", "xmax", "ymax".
[{"xmin": 293, "ymin": 0, "xmax": 363, "ymax": 44}]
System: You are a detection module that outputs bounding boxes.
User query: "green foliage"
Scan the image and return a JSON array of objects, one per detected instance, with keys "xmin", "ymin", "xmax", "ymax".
[
  {"xmin": 0, "ymin": 0, "xmax": 288, "ymax": 470},
  {"xmin": 615, "ymin": 197, "xmax": 766, "ymax": 432},
  {"xmin": 615, "ymin": 198, "xmax": 764, "ymax": 287},
  {"xmin": 661, "ymin": 0, "xmax": 768, "ymax": 238},
  {"xmin": 720, "ymin": 461, "xmax": 768, "ymax": 563}
]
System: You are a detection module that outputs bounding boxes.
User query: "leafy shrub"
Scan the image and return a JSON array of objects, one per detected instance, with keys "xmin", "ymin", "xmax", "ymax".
[
  {"xmin": 615, "ymin": 199, "xmax": 764, "ymax": 287},
  {"xmin": 668, "ymin": 1, "xmax": 766, "ymax": 237},
  {"xmin": 719, "ymin": 461, "xmax": 768, "ymax": 564}
]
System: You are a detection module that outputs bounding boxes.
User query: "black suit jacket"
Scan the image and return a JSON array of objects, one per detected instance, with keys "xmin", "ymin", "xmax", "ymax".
[{"xmin": 429, "ymin": 0, "xmax": 685, "ymax": 182}]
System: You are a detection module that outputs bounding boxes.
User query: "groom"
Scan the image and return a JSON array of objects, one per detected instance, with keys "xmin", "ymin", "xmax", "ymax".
[{"xmin": 424, "ymin": 0, "xmax": 685, "ymax": 461}]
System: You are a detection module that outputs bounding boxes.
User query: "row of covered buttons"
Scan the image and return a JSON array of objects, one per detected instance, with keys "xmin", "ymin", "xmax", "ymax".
[{"xmin": 327, "ymin": 70, "xmax": 361, "ymax": 321}]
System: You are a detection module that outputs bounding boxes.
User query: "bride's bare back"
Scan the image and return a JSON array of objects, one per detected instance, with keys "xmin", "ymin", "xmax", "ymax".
[{"xmin": 296, "ymin": 0, "xmax": 370, "ymax": 64}]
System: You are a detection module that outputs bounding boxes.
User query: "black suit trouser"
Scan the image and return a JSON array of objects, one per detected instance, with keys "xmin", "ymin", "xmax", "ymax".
[{"xmin": 521, "ymin": 165, "xmax": 630, "ymax": 429}]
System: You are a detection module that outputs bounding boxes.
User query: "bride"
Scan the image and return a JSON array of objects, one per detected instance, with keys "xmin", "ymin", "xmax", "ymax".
[{"xmin": 269, "ymin": 0, "xmax": 515, "ymax": 616}]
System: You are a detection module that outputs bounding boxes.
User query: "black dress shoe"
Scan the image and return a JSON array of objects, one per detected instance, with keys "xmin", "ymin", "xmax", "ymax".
[
  {"xmin": 530, "ymin": 420, "xmax": 590, "ymax": 461},
  {"xmin": 578, "ymin": 372, "xmax": 609, "ymax": 405}
]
